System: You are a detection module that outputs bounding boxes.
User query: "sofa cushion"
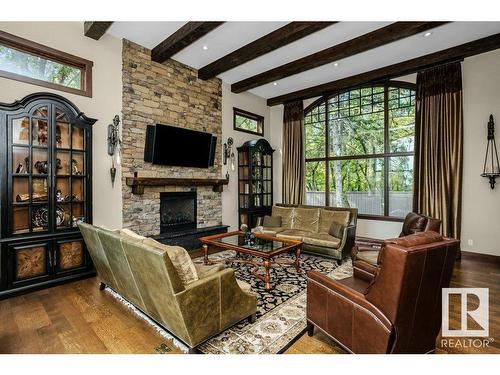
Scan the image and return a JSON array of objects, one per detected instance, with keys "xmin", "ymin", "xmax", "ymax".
[
  {"xmin": 120, "ymin": 228, "xmax": 146, "ymax": 241},
  {"xmin": 194, "ymin": 263, "xmax": 225, "ymax": 279},
  {"xmin": 328, "ymin": 222, "xmax": 345, "ymax": 239},
  {"xmin": 292, "ymin": 207, "xmax": 320, "ymax": 232},
  {"xmin": 142, "ymin": 238, "xmax": 198, "ymax": 286},
  {"xmin": 356, "ymin": 250, "xmax": 380, "ymax": 266},
  {"xmin": 318, "ymin": 209, "xmax": 350, "ymax": 233},
  {"xmin": 276, "ymin": 229, "xmax": 312, "ymax": 241},
  {"xmin": 237, "ymin": 279, "xmax": 256, "ymax": 295},
  {"xmin": 263, "ymin": 215, "xmax": 282, "ymax": 227},
  {"xmin": 303, "ymin": 233, "xmax": 341, "ymax": 249},
  {"xmin": 261, "ymin": 227, "xmax": 285, "ymax": 237},
  {"xmin": 272, "ymin": 206, "xmax": 295, "ymax": 229}
]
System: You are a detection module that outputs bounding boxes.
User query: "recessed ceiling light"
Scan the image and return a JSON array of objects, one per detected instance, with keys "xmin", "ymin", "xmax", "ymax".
[
  {"xmin": 423, "ymin": 32, "xmax": 433, "ymax": 38},
  {"xmin": 202, "ymin": 45, "xmax": 209, "ymax": 50},
  {"xmin": 333, "ymin": 62, "xmax": 339, "ymax": 67},
  {"xmin": 273, "ymin": 82, "xmax": 278, "ymax": 86}
]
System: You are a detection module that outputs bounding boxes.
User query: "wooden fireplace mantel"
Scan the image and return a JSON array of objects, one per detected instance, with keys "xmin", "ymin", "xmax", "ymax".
[{"xmin": 125, "ymin": 176, "xmax": 229, "ymax": 195}]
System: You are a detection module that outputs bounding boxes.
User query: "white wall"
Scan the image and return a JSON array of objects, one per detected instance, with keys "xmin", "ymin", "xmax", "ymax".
[
  {"xmin": 461, "ymin": 49, "xmax": 500, "ymax": 256},
  {"xmin": 221, "ymin": 83, "xmax": 270, "ymax": 230},
  {"xmin": 0, "ymin": 22, "xmax": 123, "ymax": 229}
]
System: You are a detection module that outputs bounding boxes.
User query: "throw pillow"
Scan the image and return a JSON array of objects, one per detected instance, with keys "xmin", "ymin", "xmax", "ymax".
[
  {"xmin": 142, "ymin": 238, "xmax": 198, "ymax": 286},
  {"xmin": 263, "ymin": 215, "xmax": 282, "ymax": 227},
  {"xmin": 328, "ymin": 222, "xmax": 345, "ymax": 239},
  {"xmin": 120, "ymin": 228, "xmax": 146, "ymax": 240}
]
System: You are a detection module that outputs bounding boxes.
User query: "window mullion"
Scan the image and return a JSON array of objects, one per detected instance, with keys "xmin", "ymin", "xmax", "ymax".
[
  {"xmin": 325, "ymin": 100, "xmax": 330, "ymax": 206},
  {"xmin": 383, "ymin": 84, "xmax": 390, "ymax": 217}
]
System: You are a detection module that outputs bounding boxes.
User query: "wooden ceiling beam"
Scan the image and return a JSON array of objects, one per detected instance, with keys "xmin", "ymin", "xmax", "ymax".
[
  {"xmin": 198, "ymin": 22, "xmax": 336, "ymax": 80},
  {"xmin": 84, "ymin": 22, "xmax": 113, "ymax": 40},
  {"xmin": 233, "ymin": 22, "xmax": 448, "ymax": 93},
  {"xmin": 267, "ymin": 32, "xmax": 500, "ymax": 106},
  {"xmin": 151, "ymin": 22, "xmax": 224, "ymax": 63}
]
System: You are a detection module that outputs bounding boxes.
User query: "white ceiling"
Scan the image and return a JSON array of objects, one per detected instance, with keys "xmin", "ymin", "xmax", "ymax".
[{"xmin": 107, "ymin": 21, "xmax": 500, "ymax": 100}]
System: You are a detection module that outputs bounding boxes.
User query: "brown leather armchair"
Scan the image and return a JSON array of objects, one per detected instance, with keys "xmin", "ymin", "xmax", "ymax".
[
  {"xmin": 353, "ymin": 212, "xmax": 441, "ymax": 266},
  {"xmin": 306, "ymin": 232, "xmax": 460, "ymax": 353}
]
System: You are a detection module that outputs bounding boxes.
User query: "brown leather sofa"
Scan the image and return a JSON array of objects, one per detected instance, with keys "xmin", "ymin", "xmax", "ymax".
[
  {"xmin": 259, "ymin": 204, "xmax": 358, "ymax": 260},
  {"xmin": 79, "ymin": 223, "xmax": 257, "ymax": 351},
  {"xmin": 306, "ymin": 231, "xmax": 460, "ymax": 353},
  {"xmin": 354, "ymin": 212, "xmax": 441, "ymax": 266}
]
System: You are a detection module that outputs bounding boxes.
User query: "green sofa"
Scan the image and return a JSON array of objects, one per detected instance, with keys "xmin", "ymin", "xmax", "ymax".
[
  {"xmin": 79, "ymin": 223, "xmax": 257, "ymax": 351},
  {"xmin": 260, "ymin": 204, "xmax": 358, "ymax": 260}
]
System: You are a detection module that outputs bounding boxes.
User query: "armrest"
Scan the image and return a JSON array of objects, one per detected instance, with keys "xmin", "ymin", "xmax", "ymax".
[
  {"xmin": 307, "ymin": 270, "xmax": 391, "ymax": 331},
  {"xmin": 177, "ymin": 268, "xmax": 256, "ymax": 335},
  {"xmin": 340, "ymin": 224, "xmax": 356, "ymax": 260},
  {"xmin": 353, "ymin": 259, "xmax": 379, "ymax": 283},
  {"xmin": 355, "ymin": 236, "xmax": 384, "ymax": 250}
]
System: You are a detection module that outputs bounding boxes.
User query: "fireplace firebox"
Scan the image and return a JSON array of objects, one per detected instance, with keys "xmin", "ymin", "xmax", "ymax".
[{"xmin": 160, "ymin": 192, "xmax": 197, "ymax": 233}]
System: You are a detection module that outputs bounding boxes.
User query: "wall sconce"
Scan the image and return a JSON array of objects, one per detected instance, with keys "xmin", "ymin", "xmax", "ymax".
[
  {"xmin": 107, "ymin": 115, "xmax": 122, "ymax": 187},
  {"xmin": 481, "ymin": 114, "xmax": 500, "ymax": 189},
  {"xmin": 223, "ymin": 137, "xmax": 235, "ymax": 172}
]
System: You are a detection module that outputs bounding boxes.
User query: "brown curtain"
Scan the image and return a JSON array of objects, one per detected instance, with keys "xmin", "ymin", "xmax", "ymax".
[
  {"xmin": 413, "ymin": 62, "xmax": 463, "ymax": 239},
  {"xmin": 282, "ymin": 100, "xmax": 305, "ymax": 204}
]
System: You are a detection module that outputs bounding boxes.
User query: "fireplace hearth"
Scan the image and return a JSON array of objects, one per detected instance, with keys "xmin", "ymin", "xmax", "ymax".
[
  {"xmin": 155, "ymin": 191, "xmax": 228, "ymax": 250},
  {"xmin": 160, "ymin": 192, "xmax": 197, "ymax": 233}
]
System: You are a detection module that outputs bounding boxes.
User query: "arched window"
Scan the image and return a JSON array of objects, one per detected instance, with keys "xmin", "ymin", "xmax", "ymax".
[{"xmin": 304, "ymin": 82, "xmax": 416, "ymax": 219}]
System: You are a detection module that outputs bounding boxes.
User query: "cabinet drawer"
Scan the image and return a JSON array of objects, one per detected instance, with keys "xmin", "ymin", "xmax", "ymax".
[
  {"xmin": 54, "ymin": 238, "xmax": 87, "ymax": 274},
  {"xmin": 7, "ymin": 240, "xmax": 52, "ymax": 287}
]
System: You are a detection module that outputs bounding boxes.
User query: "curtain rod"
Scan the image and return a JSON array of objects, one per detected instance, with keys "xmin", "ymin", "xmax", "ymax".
[{"xmin": 417, "ymin": 58, "xmax": 464, "ymax": 74}]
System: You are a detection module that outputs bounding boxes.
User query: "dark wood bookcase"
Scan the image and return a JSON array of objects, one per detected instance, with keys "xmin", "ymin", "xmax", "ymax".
[
  {"xmin": 0, "ymin": 93, "xmax": 96, "ymax": 299},
  {"xmin": 237, "ymin": 139, "xmax": 274, "ymax": 228}
]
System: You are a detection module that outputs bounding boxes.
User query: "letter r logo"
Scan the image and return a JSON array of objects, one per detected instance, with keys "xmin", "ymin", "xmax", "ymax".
[{"xmin": 442, "ymin": 288, "xmax": 489, "ymax": 337}]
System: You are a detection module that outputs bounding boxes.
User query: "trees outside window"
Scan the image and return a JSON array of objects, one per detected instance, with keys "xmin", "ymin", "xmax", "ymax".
[
  {"xmin": 0, "ymin": 31, "xmax": 92, "ymax": 97},
  {"xmin": 304, "ymin": 82, "xmax": 415, "ymax": 219},
  {"xmin": 233, "ymin": 107, "xmax": 264, "ymax": 136}
]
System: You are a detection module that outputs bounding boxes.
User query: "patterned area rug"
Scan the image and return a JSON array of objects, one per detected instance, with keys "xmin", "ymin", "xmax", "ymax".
[
  {"xmin": 105, "ymin": 251, "xmax": 352, "ymax": 354},
  {"xmin": 194, "ymin": 251, "xmax": 352, "ymax": 354}
]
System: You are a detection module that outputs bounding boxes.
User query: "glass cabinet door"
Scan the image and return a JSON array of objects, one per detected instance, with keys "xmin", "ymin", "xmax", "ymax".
[
  {"xmin": 10, "ymin": 110, "xmax": 50, "ymax": 234},
  {"xmin": 8, "ymin": 103, "xmax": 89, "ymax": 235},
  {"xmin": 238, "ymin": 149, "xmax": 250, "ymax": 209},
  {"xmin": 54, "ymin": 107, "xmax": 87, "ymax": 230}
]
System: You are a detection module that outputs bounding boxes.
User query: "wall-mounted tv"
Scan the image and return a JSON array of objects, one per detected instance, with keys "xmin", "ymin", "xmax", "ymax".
[{"xmin": 144, "ymin": 124, "xmax": 217, "ymax": 168}]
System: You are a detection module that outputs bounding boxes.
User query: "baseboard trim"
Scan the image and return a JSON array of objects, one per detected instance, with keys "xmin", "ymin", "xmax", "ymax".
[{"xmin": 460, "ymin": 250, "xmax": 500, "ymax": 265}]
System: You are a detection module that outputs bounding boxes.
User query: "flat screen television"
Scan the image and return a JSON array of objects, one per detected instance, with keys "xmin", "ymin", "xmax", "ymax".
[{"xmin": 144, "ymin": 124, "xmax": 217, "ymax": 168}]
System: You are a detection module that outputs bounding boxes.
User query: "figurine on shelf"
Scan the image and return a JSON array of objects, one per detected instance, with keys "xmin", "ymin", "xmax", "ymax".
[
  {"xmin": 56, "ymin": 124, "xmax": 62, "ymax": 147},
  {"xmin": 71, "ymin": 159, "xmax": 82, "ymax": 175},
  {"xmin": 36, "ymin": 121, "xmax": 49, "ymax": 146},
  {"xmin": 63, "ymin": 194, "xmax": 79, "ymax": 202},
  {"xmin": 34, "ymin": 160, "xmax": 49, "ymax": 174},
  {"xmin": 56, "ymin": 189, "xmax": 63, "ymax": 202},
  {"xmin": 15, "ymin": 163, "xmax": 25, "ymax": 174}
]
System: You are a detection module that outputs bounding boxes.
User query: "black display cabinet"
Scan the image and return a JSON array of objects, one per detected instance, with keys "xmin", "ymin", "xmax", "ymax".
[
  {"xmin": 0, "ymin": 93, "xmax": 96, "ymax": 299},
  {"xmin": 237, "ymin": 139, "xmax": 274, "ymax": 229}
]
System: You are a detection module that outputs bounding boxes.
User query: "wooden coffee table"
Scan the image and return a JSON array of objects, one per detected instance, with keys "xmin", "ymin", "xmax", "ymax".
[{"xmin": 199, "ymin": 231, "xmax": 303, "ymax": 290}]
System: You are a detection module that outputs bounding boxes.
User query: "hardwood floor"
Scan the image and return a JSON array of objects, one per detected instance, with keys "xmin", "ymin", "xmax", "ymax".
[{"xmin": 0, "ymin": 255, "xmax": 498, "ymax": 354}]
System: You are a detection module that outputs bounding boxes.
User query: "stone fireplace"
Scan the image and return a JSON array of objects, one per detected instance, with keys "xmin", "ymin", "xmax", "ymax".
[
  {"xmin": 121, "ymin": 40, "xmax": 223, "ymax": 237},
  {"xmin": 160, "ymin": 191, "xmax": 197, "ymax": 233}
]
